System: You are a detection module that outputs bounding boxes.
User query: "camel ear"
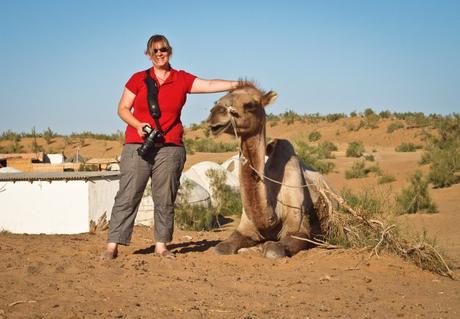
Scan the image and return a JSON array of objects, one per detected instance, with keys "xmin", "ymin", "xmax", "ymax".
[
  {"xmin": 266, "ymin": 138, "xmax": 278, "ymax": 156},
  {"xmin": 261, "ymin": 90, "xmax": 278, "ymax": 107}
]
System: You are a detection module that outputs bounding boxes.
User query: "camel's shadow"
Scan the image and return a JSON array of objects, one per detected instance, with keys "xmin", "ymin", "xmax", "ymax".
[{"xmin": 133, "ymin": 239, "xmax": 221, "ymax": 255}]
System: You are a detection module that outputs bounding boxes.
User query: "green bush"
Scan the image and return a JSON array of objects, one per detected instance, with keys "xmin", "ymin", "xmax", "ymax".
[
  {"xmin": 405, "ymin": 113, "xmax": 431, "ymax": 128},
  {"xmin": 326, "ymin": 113, "xmax": 346, "ymax": 122},
  {"xmin": 363, "ymin": 108, "xmax": 375, "ymax": 117},
  {"xmin": 395, "ymin": 142, "xmax": 417, "ymax": 152},
  {"xmin": 0, "ymin": 130, "xmax": 23, "ymax": 141},
  {"xmin": 364, "ymin": 113, "xmax": 380, "ymax": 129},
  {"xmin": 378, "ymin": 174, "xmax": 396, "ymax": 184},
  {"xmin": 367, "ymin": 164, "xmax": 383, "ymax": 176},
  {"xmin": 266, "ymin": 113, "xmax": 281, "ymax": 121},
  {"xmin": 345, "ymin": 160, "xmax": 368, "ymax": 179},
  {"xmin": 70, "ymin": 131, "xmax": 123, "ymax": 141},
  {"xmin": 304, "ymin": 113, "xmax": 322, "ymax": 123},
  {"xmin": 421, "ymin": 114, "xmax": 460, "ymax": 187},
  {"xmin": 281, "ymin": 110, "xmax": 302, "ymax": 125},
  {"xmin": 346, "ymin": 141, "xmax": 365, "ymax": 157},
  {"xmin": 345, "ymin": 123, "xmax": 355, "ymax": 132},
  {"xmin": 206, "ymin": 169, "xmax": 242, "ymax": 216},
  {"xmin": 428, "ymin": 147, "xmax": 460, "ymax": 188},
  {"xmin": 174, "ymin": 179, "xmax": 214, "ymax": 231},
  {"xmin": 397, "ymin": 170, "xmax": 437, "ymax": 214},
  {"xmin": 294, "ymin": 141, "xmax": 335, "ymax": 174},
  {"xmin": 174, "ymin": 170, "xmax": 242, "ymax": 231},
  {"xmin": 176, "ymin": 205, "xmax": 214, "ymax": 231},
  {"xmin": 379, "ymin": 110, "xmax": 392, "ymax": 119},
  {"xmin": 387, "ymin": 121, "xmax": 405, "ymax": 133},
  {"xmin": 340, "ymin": 188, "xmax": 385, "ymax": 217},
  {"xmin": 308, "ymin": 130, "xmax": 321, "ymax": 142},
  {"xmin": 316, "ymin": 141, "xmax": 338, "ymax": 159},
  {"xmin": 364, "ymin": 154, "xmax": 375, "ymax": 161}
]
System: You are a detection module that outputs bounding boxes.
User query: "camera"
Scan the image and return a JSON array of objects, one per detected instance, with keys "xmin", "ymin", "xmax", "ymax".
[{"xmin": 137, "ymin": 125, "xmax": 165, "ymax": 157}]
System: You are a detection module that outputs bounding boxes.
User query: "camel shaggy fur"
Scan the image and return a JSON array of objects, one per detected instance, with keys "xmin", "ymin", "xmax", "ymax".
[{"xmin": 207, "ymin": 84, "xmax": 321, "ymax": 258}]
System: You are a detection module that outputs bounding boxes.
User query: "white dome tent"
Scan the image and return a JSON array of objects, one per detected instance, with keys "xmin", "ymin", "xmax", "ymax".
[{"xmin": 182, "ymin": 161, "xmax": 239, "ymax": 195}]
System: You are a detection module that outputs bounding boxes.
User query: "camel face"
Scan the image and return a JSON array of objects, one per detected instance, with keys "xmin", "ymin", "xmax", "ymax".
[{"xmin": 207, "ymin": 86, "xmax": 277, "ymax": 137}]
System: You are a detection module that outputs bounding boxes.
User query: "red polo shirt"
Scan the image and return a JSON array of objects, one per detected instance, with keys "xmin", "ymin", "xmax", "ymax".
[{"xmin": 124, "ymin": 67, "xmax": 196, "ymax": 145}]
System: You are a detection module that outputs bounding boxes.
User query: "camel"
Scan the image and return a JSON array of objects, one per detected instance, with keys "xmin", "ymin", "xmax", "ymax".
[{"xmin": 207, "ymin": 84, "xmax": 321, "ymax": 258}]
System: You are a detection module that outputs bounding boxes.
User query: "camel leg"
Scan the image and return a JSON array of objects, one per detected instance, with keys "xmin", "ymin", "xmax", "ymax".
[
  {"xmin": 214, "ymin": 211, "xmax": 260, "ymax": 255},
  {"xmin": 214, "ymin": 230, "xmax": 258, "ymax": 255},
  {"xmin": 262, "ymin": 204, "xmax": 312, "ymax": 259},
  {"xmin": 262, "ymin": 232, "xmax": 310, "ymax": 258}
]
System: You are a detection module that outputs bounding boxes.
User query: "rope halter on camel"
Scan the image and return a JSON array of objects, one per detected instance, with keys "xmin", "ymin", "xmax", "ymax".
[{"xmin": 224, "ymin": 105, "xmax": 314, "ymax": 189}]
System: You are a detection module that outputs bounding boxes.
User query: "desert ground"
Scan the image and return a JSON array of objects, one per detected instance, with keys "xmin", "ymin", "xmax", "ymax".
[{"xmin": 1, "ymin": 117, "xmax": 459, "ymax": 318}]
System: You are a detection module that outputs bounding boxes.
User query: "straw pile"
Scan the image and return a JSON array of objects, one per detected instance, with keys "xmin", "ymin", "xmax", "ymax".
[{"xmin": 308, "ymin": 180, "xmax": 454, "ymax": 279}]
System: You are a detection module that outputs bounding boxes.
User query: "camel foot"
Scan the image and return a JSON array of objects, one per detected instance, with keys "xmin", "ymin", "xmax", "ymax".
[
  {"xmin": 214, "ymin": 231, "xmax": 258, "ymax": 255},
  {"xmin": 262, "ymin": 241, "xmax": 287, "ymax": 259},
  {"xmin": 214, "ymin": 241, "xmax": 237, "ymax": 255},
  {"xmin": 280, "ymin": 232, "xmax": 310, "ymax": 256}
]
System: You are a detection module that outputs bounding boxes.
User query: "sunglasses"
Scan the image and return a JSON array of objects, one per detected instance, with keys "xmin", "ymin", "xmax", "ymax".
[{"xmin": 153, "ymin": 47, "xmax": 169, "ymax": 54}]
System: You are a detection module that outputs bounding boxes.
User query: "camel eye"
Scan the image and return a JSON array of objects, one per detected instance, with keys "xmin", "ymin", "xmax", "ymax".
[{"xmin": 243, "ymin": 102, "xmax": 258, "ymax": 112}]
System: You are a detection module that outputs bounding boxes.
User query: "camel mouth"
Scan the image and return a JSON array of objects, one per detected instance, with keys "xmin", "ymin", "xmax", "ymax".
[{"xmin": 209, "ymin": 121, "xmax": 232, "ymax": 136}]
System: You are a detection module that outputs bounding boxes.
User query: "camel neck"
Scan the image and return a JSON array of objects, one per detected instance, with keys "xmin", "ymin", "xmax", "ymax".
[
  {"xmin": 241, "ymin": 130, "xmax": 266, "ymax": 174},
  {"xmin": 239, "ymin": 125, "xmax": 277, "ymax": 230}
]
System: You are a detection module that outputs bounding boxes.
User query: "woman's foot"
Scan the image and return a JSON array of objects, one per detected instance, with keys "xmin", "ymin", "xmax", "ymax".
[
  {"xmin": 154, "ymin": 242, "xmax": 175, "ymax": 259},
  {"xmin": 100, "ymin": 242, "xmax": 118, "ymax": 260}
]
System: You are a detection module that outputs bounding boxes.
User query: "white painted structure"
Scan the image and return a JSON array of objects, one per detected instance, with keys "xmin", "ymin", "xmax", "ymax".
[
  {"xmin": 0, "ymin": 172, "xmax": 120, "ymax": 234},
  {"xmin": 44, "ymin": 153, "xmax": 65, "ymax": 164}
]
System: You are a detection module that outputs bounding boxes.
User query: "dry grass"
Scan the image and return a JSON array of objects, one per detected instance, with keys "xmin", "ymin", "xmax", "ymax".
[{"xmin": 309, "ymin": 181, "xmax": 454, "ymax": 278}]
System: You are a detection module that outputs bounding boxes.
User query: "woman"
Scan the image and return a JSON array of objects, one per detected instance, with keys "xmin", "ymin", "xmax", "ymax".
[{"xmin": 101, "ymin": 34, "xmax": 244, "ymax": 259}]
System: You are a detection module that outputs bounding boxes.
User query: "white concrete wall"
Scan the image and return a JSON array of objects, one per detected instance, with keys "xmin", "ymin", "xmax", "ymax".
[
  {"xmin": 0, "ymin": 177, "xmax": 120, "ymax": 234},
  {"xmin": 88, "ymin": 179, "xmax": 119, "ymax": 223},
  {"xmin": 136, "ymin": 196, "xmax": 154, "ymax": 226},
  {"xmin": 0, "ymin": 180, "xmax": 89, "ymax": 234}
]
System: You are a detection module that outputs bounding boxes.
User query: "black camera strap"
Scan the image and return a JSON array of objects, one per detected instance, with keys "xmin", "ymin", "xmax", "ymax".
[{"xmin": 144, "ymin": 69, "xmax": 179, "ymax": 136}]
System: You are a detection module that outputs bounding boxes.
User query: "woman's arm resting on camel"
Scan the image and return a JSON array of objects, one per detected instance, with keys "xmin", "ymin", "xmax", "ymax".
[{"xmin": 190, "ymin": 78, "xmax": 241, "ymax": 93}]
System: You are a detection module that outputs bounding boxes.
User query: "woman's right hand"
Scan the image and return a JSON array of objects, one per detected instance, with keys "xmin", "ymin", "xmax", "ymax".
[{"xmin": 136, "ymin": 123, "xmax": 151, "ymax": 138}]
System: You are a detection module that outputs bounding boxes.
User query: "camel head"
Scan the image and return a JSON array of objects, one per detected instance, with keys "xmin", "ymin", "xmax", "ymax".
[{"xmin": 207, "ymin": 84, "xmax": 278, "ymax": 138}]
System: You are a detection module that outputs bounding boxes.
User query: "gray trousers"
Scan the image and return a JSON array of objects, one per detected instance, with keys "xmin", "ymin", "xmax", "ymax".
[{"xmin": 107, "ymin": 143, "xmax": 186, "ymax": 245}]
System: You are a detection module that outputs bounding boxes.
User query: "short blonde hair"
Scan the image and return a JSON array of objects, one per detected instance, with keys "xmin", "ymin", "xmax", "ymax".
[{"xmin": 145, "ymin": 34, "xmax": 172, "ymax": 56}]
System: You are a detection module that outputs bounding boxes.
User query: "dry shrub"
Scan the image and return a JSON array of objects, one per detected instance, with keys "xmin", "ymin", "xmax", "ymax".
[
  {"xmin": 89, "ymin": 212, "xmax": 109, "ymax": 234},
  {"xmin": 309, "ymin": 181, "xmax": 453, "ymax": 278}
]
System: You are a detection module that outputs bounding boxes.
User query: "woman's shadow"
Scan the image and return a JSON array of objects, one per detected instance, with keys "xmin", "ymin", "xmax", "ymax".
[
  {"xmin": 133, "ymin": 239, "xmax": 221, "ymax": 255},
  {"xmin": 133, "ymin": 215, "xmax": 233, "ymax": 255}
]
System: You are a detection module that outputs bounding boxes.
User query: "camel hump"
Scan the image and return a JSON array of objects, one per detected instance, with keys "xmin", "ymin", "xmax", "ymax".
[{"xmin": 266, "ymin": 138, "xmax": 295, "ymax": 157}]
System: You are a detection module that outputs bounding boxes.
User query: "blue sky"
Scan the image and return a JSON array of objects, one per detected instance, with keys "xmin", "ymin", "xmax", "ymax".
[{"xmin": 0, "ymin": 0, "xmax": 459, "ymax": 134}]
